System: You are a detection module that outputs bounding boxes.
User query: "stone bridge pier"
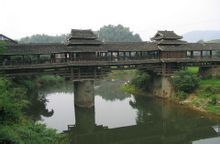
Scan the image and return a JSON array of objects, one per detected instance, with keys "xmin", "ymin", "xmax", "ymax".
[
  {"xmin": 74, "ymin": 80, "xmax": 95, "ymax": 108},
  {"xmin": 150, "ymin": 74, "xmax": 175, "ymax": 98}
]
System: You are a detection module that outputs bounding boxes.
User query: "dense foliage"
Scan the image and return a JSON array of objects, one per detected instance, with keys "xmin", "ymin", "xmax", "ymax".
[
  {"xmin": 172, "ymin": 71, "xmax": 200, "ymax": 93},
  {"xmin": 98, "ymin": 25, "xmax": 142, "ymax": 42},
  {"xmin": 130, "ymin": 71, "xmax": 150, "ymax": 90},
  {"xmin": 0, "ymin": 76, "xmax": 65, "ymax": 144},
  {"xmin": 19, "ymin": 34, "xmax": 67, "ymax": 44}
]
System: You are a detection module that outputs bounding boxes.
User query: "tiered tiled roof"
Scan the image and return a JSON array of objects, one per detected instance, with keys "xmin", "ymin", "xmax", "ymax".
[
  {"xmin": 66, "ymin": 29, "xmax": 102, "ymax": 45},
  {"xmin": 2, "ymin": 30, "xmax": 220, "ymax": 55},
  {"xmin": 151, "ymin": 31, "xmax": 187, "ymax": 45}
]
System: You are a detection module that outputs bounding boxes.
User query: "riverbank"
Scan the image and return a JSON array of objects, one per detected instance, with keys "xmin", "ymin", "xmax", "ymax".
[
  {"xmin": 178, "ymin": 67, "xmax": 220, "ymax": 116},
  {"xmin": 120, "ymin": 68, "xmax": 220, "ymax": 117},
  {"xmin": 0, "ymin": 75, "xmax": 68, "ymax": 144},
  {"xmin": 179, "ymin": 79, "xmax": 220, "ymax": 116}
]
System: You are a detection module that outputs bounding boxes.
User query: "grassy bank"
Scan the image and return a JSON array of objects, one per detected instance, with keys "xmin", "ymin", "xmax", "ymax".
[
  {"xmin": 120, "ymin": 67, "xmax": 220, "ymax": 116},
  {"xmin": 183, "ymin": 78, "xmax": 220, "ymax": 115},
  {"xmin": 174, "ymin": 67, "xmax": 220, "ymax": 116}
]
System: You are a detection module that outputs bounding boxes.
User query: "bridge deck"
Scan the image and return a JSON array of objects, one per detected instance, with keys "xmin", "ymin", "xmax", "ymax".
[{"xmin": 1, "ymin": 58, "xmax": 220, "ymax": 71}]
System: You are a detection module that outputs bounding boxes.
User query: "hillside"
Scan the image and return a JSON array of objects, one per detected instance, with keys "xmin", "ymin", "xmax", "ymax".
[
  {"xmin": 207, "ymin": 39, "xmax": 220, "ymax": 43},
  {"xmin": 182, "ymin": 31, "xmax": 220, "ymax": 42}
]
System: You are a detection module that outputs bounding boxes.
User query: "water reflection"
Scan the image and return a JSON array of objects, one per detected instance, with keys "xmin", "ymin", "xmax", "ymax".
[
  {"xmin": 28, "ymin": 80, "xmax": 220, "ymax": 144},
  {"xmin": 95, "ymin": 80, "xmax": 130, "ymax": 101},
  {"xmin": 67, "ymin": 96, "xmax": 219, "ymax": 144},
  {"xmin": 24, "ymin": 90, "xmax": 54, "ymax": 121},
  {"xmin": 41, "ymin": 92, "xmax": 75, "ymax": 132},
  {"xmin": 95, "ymin": 95, "xmax": 137, "ymax": 128}
]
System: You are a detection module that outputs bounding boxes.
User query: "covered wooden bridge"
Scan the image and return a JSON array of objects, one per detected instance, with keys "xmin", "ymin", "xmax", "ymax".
[{"xmin": 1, "ymin": 29, "xmax": 220, "ymax": 78}]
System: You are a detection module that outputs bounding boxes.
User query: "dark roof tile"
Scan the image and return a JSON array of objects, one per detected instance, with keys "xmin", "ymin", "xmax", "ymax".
[{"xmin": 152, "ymin": 31, "xmax": 182, "ymax": 40}]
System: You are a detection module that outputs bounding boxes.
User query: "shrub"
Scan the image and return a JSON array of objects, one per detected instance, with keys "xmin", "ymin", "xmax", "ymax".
[
  {"xmin": 131, "ymin": 71, "xmax": 150, "ymax": 90},
  {"xmin": 172, "ymin": 71, "xmax": 200, "ymax": 93},
  {"xmin": 0, "ymin": 76, "xmax": 65, "ymax": 144},
  {"xmin": 176, "ymin": 91, "xmax": 188, "ymax": 100},
  {"xmin": 201, "ymin": 86, "xmax": 217, "ymax": 98},
  {"xmin": 209, "ymin": 96, "xmax": 217, "ymax": 105}
]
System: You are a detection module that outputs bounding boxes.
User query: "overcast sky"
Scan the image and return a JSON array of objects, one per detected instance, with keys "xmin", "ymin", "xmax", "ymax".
[{"xmin": 1, "ymin": 0, "xmax": 220, "ymax": 40}]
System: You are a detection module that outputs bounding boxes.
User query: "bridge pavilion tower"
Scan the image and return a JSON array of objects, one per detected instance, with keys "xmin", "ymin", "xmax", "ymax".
[
  {"xmin": 66, "ymin": 29, "xmax": 103, "ymax": 108},
  {"xmin": 150, "ymin": 31, "xmax": 187, "ymax": 97}
]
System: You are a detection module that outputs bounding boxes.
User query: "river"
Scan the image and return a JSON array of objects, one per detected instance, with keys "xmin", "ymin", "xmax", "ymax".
[{"xmin": 29, "ymin": 80, "xmax": 220, "ymax": 144}]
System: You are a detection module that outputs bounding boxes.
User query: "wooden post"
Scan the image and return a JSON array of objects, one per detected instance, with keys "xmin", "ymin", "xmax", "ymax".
[
  {"xmin": 190, "ymin": 51, "xmax": 193, "ymax": 58},
  {"xmin": 37, "ymin": 54, "xmax": 40, "ymax": 64},
  {"xmin": 78, "ymin": 68, "xmax": 80, "ymax": 80},
  {"xmin": 65, "ymin": 53, "xmax": 67, "ymax": 62},
  {"xmin": 162, "ymin": 63, "xmax": 166, "ymax": 75},
  {"xmin": 22, "ymin": 55, "xmax": 24, "ymax": 65},
  {"xmin": 201, "ymin": 51, "xmax": 203, "ymax": 58},
  {"xmin": 71, "ymin": 67, "xmax": 74, "ymax": 80},
  {"xmin": 94, "ymin": 68, "xmax": 96, "ymax": 78}
]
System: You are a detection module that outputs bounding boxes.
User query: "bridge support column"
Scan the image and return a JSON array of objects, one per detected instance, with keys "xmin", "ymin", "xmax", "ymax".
[
  {"xmin": 74, "ymin": 80, "xmax": 94, "ymax": 108},
  {"xmin": 151, "ymin": 76, "xmax": 175, "ymax": 98},
  {"xmin": 74, "ymin": 106, "xmax": 96, "ymax": 133}
]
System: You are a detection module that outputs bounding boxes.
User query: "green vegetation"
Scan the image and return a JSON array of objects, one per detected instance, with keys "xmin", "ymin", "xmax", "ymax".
[
  {"xmin": 172, "ymin": 67, "xmax": 220, "ymax": 115},
  {"xmin": 19, "ymin": 34, "xmax": 67, "ymax": 44},
  {"xmin": 0, "ymin": 76, "xmax": 67, "ymax": 144},
  {"xmin": 172, "ymin": 71, "xmax": 200, "ymax": 94},
  {"xmin": 121, "ymin": 70, "xmax": 151, "ymax": 95},
  {"xmin": 121, "ymin": 83, "xmax": 139, "ymax": 94},
  {"xmin": 18, "ymin": 25, "xmax": 142, "ymax": 44},
  {"xmin": 186, "ymin": 67, "xmax": 199, "ymax": 74},
  {"xmin": 200, "ymin": 79, "xmax": 220, "ymax": 87},
  {"xmin": 98, "ymin": 25, "xmax": 142, "ymax": 42},
  {"xmin": 37, "ymin": 75, "xmax": 65, "ymax": 87},
  {"xmin": 130, "ymin": 71, "xmax": 150, "ymax": 90}
]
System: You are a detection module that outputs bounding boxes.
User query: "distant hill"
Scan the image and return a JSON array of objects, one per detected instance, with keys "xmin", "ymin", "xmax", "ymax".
[
  {"xmin": 182, "ymin": 31, "xmax": 220, "ymax": 42},
  {"xmin": 207, "ymin": 39, "xmax": 220, "ymax": 43}
]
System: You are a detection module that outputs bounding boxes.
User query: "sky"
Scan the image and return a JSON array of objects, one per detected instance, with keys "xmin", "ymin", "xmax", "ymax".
[{"xmin": 0, "ymin": 0, "xmax": 220, "ymax": 40}]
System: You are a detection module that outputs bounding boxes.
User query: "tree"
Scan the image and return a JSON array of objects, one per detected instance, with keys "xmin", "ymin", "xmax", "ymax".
[
  {"xmin": 131, "ymin": 71, "xmax": 150, "ymax": 90},
  {"xmin": 97, "ymin": 24, "xmax": 142, "ymax": 42},
  {"xmin": 19, "ymin": 34, "xmax": 67, "ymax": 44},
  {"xmin": 172, "ymin": 71, "xmax": 200, "ymax": 93}
]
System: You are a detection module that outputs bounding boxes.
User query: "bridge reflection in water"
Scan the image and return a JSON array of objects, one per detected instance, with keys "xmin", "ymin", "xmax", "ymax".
[
  {"xmin": 64, "ymin": 96, "xmax": 219, "ymax": 144},
  {"xmin": 34, "ymin": 80, "xmax": 220, "ymax": 144}
]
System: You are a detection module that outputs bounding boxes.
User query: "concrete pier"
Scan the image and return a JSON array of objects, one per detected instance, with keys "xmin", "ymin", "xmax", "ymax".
[
  {"xmin": 151, "ymin": 76, "xmax": 175, "ymax": 98},
  {"xmin": 74, "ymin": 80, "xmax": 95, "ymax": 108},
  {"xmin": 74, "ymin": 106, "xmax": 96, "ymax": 133}
]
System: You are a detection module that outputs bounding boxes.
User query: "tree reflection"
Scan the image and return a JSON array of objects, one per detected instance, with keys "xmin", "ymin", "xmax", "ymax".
[
  {"xmin": 24, "ymin": 90, "xmax": 54, "ymax": 121},
  {"xmin": 95, "ymin": 80, "xmax": 130, "ymax": 101},
  {"xmin": 129, "ymin": 96, "xmax": 218, "ymax": 139}
]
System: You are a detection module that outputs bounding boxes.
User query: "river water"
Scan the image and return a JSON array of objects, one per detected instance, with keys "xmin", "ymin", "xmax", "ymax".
[{"xmin": 31, "ymin": 80, "xmax": 220, "ymax": 144}]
